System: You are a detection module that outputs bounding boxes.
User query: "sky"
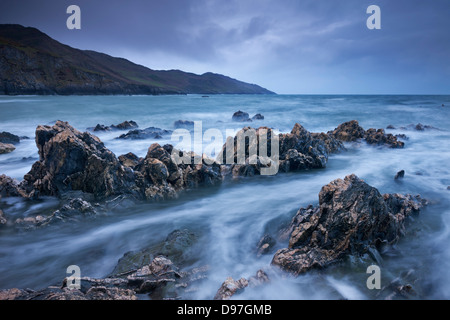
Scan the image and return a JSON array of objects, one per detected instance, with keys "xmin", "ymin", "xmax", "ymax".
[{"xmin": 0, "ymin": 0, "xmax": 449, "ymax": 94}]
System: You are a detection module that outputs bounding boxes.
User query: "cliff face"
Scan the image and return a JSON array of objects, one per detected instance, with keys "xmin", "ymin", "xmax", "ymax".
[{"xmin": 0, "ymin": 24, "xmax": 274, "ymax": 95}]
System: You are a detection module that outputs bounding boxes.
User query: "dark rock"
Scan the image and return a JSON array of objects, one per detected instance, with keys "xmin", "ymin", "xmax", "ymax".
[
  {"xmin": 117, "ymin": 127, "xmax": 172, "ymax": 140},
  {"xmin": 415, "ymin": 123, "xmax": 425, "ymax": 131},
  {"xmin": 113, "ymin": 121, "xmax": 139, "ymax": 131},
  {"xmin": 395, "ymin": 134, "xmax": 409, "ymax": 140},
  {"xmin": 232, "ymin": 111, "xmax": 252, "ymax": 122},
  {"xmin": 447, "ymin": 186, "xmax": 450, "ymax": 191},
  {"xmin": 0, "ymin": 131, "xmax": 20, "ymax": 145},
  {"xmin": 0, "ymin": 142, "xmax": 15, "ymax": 154},
  {"xmin": 386, "ymin": 125, "xmax": 396, "ymax": 129},
  {"xmin": 328, "ymin": 121, "xmax": 404, "ymax": 148},
  {"xmin": 272, "ymin": 174, "xmax": 425, "ymax": 276},
  {"xmin": 395, "ymin": 170, "xmax": 405, "ymax": 180},
  {"xmin": 328, "ymin": 120, "xmax": 366, "ymax": 142},
  {"xmin": 93, "ymin": 124, "xmax": 110, "ymax": 132},
  {"xmin": 311, "ymin": 132, "xmax": 346, "ymax": 154},
  {"xmin": 365, "ymin": 128, "xmax": 404, "ymax": 148},
  {"xmin": 111, "ymin": 229, "xmax": 198, "ymax": 276},
  {"xmin": 0, "ymin": 209, "xmax": 6, "ymax": 225},
  {"xmin": 20, "ymin": 121, "xmax": 139, "ymax": 200},
  {"xmin": 0, "ymin": 175, "xmax": 26, "ymax": 197},
  {"xmin": 118, "ymin": 152, "xmax": 142, "ymax": 169},
  {"xmin": 256, "ymin": 235, "xmax": 276, "ymax": 257},
  {"xmin": 252, "ymin": 114, "xmax": 264, "ymax": 120},
  {"xmin": 214, "ymin": 277, "xmax": 249, "ymax": 300},
  {"xmin": 174, "ymin": 120, "xmax": 195, "ymax": 130},
  {"xmin": 214, "ymin": 270, "xmax": 269, "ymax": 300}
]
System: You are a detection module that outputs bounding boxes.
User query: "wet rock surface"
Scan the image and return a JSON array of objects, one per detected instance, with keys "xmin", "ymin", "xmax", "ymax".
[
  {"xmin": 272, "ymin": 174, "xmax": 426, "ymax": 276},
  {"xmin": 0, "ymin": 142, "xmax": 15, "ymax": 154},
  {"xmin": 117, "ymin": 127, "xmax": 172, "ymax": 140},
  {"xmin": 232, "ymin": 110, "xmax": 252, "ymax": 122},
  {"xmin": 329, "ymin": 120, "xmax": 404, "ymax": 148},
  {"xmin": 214, "ymin": 269, "xmax": 269, "ymax": 300},
  {"xmin": 0, "ymin": 131, "xmax": 20, "ymax": 145},
  {"xmin": 87, "ymin": 121, "xmax": 139, "ymax": 132}
]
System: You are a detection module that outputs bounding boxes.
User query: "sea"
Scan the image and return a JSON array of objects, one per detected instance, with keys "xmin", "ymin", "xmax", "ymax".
[{"xmin": 0, "ymin": 94, "xmax": 449, "ymax": 300}]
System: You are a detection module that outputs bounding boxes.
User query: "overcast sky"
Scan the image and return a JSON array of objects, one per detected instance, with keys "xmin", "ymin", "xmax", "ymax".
[{"xmin": 1, "ymin": 0, "xmax": 449, "ymax": 94}]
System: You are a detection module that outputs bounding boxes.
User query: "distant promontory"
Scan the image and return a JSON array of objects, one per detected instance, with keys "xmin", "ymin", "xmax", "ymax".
[{"xmin": 0, "ymin": 24, "xmax": 274, "ymax": 95}]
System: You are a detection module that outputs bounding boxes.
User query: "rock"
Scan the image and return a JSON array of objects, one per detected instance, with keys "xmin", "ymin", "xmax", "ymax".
[
  {"xmin": 365, "ymin": 128, "xmax": 404, "ymax": 148},
  {"xmin": 395, "ymin": 134, "xmax": 408, "ymax": 140},
  {"xmin": 252, "ymin": 114, "xmax": 264, "ymax": 120},
  {"xmin": 214, "ymin": 277, "xmax": 249, "ymax": 300},
  {"xmin": 111, "ymin": 229, "xmax": 198, "ymax": 276},
  {"xmin": 0, "ymin": 131, "xmax": 20, "ymax": 145},
  {"xmin": 311, "ymin": 132, "xmax": 346, "ymax": 154},
  {"xmin": 256, "ymin": 235, "xmax": 276, "ymax": 257},
  {"xmin": 0, "ymin": 142, "xmax": 15, "ymax": 154},
  {"xmin": 415, "ymin": 123, "xmax": 425, "ymax": 131},
  {"xmin": 395, "ymin": 170, "xmax": 405, "ymax": 180},
  {"xmin": 20, "ymin": 121, "xmax": 138, "ymax": 199},
  {"xmin": 447, "ymin": 186, "xmax": 450, "ymax": 191},
  {"xmin": 386, "ymin": 125, "xmax": 396, "ymax": 129},
  {"xmin": 117, "ymin": 127, "xmax": 172, "ymax": 140},
  {"xmin": 0, "ymin": 209, "xmax": 6, "ymax": 225},
  {"xmin": 232, "ymin": 111, "xmax": 252, "ymax": 122},
  {"xmin": 90, "ymin": 121, "xmax": 139, "ymax": 132},
  {"xmin": 328, "ymin": 120, "xmax": 404, "ymax": 148},
  {"xmin": 328, "ymin": 120, "xmax": 366, "ymax": 142},
  {"xmin": 118, "ymin": 152, "xmax": 142, "ymax": 169},
  {"xmin": 214, "ymin": 270, "xmax": 269, "ymax": 300},
  {"xmin": 0, "ymin": 174, "xmax": 26, "ymax": 197},
  {"xmin": 174, "ymin": 120, "xmax": 195, "ymax": 130},
  {"xmin": 271, "ymin": 174, "xmax": 425, "ymax": 276},
  {"xmin": 113, "ymin": 121, "xmax": 138, "ymax": 130}
]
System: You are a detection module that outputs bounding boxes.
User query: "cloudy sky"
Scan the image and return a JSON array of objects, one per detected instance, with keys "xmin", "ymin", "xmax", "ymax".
[{"xmin": 1, "ymin": 0, "xmax": 449, "ymax": 94}]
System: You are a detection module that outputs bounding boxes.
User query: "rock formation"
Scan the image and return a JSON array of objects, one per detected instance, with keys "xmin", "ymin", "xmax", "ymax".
[{"xmin": 272, "ymin": 174, "xmax": 426, "ymax": 275}]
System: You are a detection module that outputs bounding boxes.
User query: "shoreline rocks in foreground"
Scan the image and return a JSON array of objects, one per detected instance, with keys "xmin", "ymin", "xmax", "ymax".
[{"xmin": 271, "ymin": 174, "xmax": 426, "ymax": 276}]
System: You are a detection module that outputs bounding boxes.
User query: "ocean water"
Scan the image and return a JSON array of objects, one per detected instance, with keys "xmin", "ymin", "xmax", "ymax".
[{"xmin": 0, "ymin": 94, "xmax": 450, "ymax": 300}]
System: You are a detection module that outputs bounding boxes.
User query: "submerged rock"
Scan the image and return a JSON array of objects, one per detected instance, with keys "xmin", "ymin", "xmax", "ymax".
[
  {"xmin": 0, "ymin": 142, "xmax": 15, "ymax": 154},
  {"xmin": 117, "ymin": 127, "xmax": 172, "ymax": 140},
  {"xmin": 89, "ymin": 121, "xmax": 139, "ymax": 132},
  {"xmin": 0, "ymin": 209, "xmax": 6, "ymax": 225},
  {"xmin": 214, "ymin": 269, "xmax": 269, "ymax": 300},
  {"xmin": 395, "ymin": 170, "xmax": 405, "ymax": 180},
  {"xmin": 0, "ymin": 131, "xmax": 20, "ymax": 145},
  {"xmin": 232, "ymin": 110, "xmax": 252, "ymax": 122},
  {"xmin": 252, "ymin": 114, "xmax": 264, "ymax": 120},
  {"xmin": 272, "ymin": 174, "xmax": 426, "ymax": 276},
  {"xmin": 174, "ymin": 120, "xmax": 195, "ymax": 130}
]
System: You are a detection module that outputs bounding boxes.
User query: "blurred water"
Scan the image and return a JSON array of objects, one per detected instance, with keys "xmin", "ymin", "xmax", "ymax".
[{"xmin": 0, "ymin": 94, "xmax": 450, "ymax": 299}]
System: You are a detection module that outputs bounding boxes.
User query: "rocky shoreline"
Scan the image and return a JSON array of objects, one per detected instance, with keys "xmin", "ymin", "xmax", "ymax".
[{"xmin": 0, "ymin": 119, "xmax": 427, "ymax": 300}]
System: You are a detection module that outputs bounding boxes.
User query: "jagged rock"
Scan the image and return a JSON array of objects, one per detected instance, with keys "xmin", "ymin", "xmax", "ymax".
[
  {"xmin": 89, "ymin": 121, "xmax": 139, "ymax": 132},
  {"xmin": 174, "ymin": 120, "xmax": 195, "ymax": 130},
  {"xmin": 256, "ymin": 235, "xmax": 276, "ymax": 257},
  {"xmin": 19, "ymin": 121, "xmax": 139, "ymax": 199},
  {"xmin": 395, "ymin": 170, "xmax": 405, "ymax": 180},
  {"xmin": 328, "ymin": 120, "xmax": 404, "ymax": 148},
  {"xmin": 118, "ymin": 152, "xmax": 142, "ymax": 169},
  {"xmin": 328, "ymin": 120, "xmax": 366, "ymax": 142},
  {"xmin": 232, "ymin": 111, "xmax": 252, "ymax": 122},
  {"xmin": 111, "ymin": 229, "xmax": 198, "ymax": 276},
  {"xmin": 214, "ymin": 277, "xmax": 249, "ymax": 300},
  {"xmin": 395, "ymin": 134, "xmax": 408, "ymax": 140},
  {"xmin": 311, "ymin": 132, "xmax": 346, "ymax": 154},
  {"xmin": 387, "ymin": 125, "xmax": 396, "ymax": 129},
  {"xmin": 117, "ymin": 127, "xmax": 172, "ymax": 140},
  {"xmin": 0, "ymin": 174, "xmax": 26, "ymax": 197},
  {"xmin": 0, "ymin": 142, "xmax": 15, "ymax": 154},
  {"xmin": 252, "ymin": 114, "xmax": 264, "ymax": 120},
  {"xmin": 0, "ymin": 131, "xmax": 20, "ymax": 145},
  {"xmin": 272, "ymin": 174, "xmax": 426, "ymax": 276},
  {"xmin": 214, "ymin": 270, "xmax": 269, "ymax": 300},
  {"xmin": 365, "ymin": 128, "xmax": 404, "ymax": 148}
]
